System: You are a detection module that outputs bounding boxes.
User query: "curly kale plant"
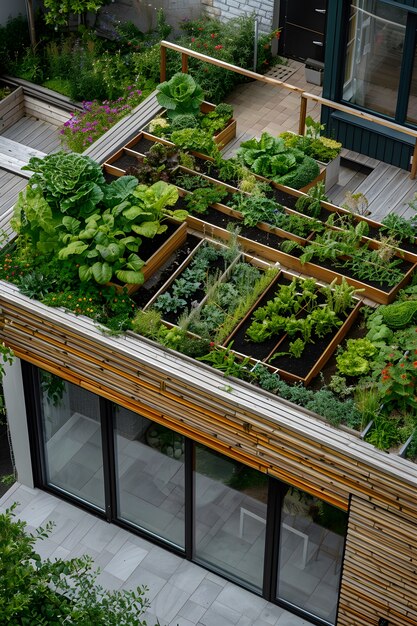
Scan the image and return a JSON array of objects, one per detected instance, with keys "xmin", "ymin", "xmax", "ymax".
[{"xmin": 156, "ymin": 72, "xmax": 204, "ymax": 120}]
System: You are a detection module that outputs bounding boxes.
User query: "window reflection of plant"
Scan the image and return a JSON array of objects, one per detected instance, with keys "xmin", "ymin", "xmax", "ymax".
[{"xmin": 40, "ymin": 371, "xmax": 66, "ymax": 407}]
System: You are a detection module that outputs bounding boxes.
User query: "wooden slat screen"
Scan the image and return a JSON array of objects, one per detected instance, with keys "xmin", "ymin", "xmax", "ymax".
[
  {"xmin": 1, "ymin": 283, "xmax": 416, "ymax": 517},
  {"xmin": 338, "ymin": 495, "xmax": 417, "ymax": 625}
]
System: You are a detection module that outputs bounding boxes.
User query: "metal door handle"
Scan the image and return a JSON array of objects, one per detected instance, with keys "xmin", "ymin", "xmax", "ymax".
[
  {"xmin": 313, "ymin": 41, "xmax": 324, "ymax": 46},
  {"xmin": 315, "ymin": 8, "xmax": 326, "ymax": 13}
]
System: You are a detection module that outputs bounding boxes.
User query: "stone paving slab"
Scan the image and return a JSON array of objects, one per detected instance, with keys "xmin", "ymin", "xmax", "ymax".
[{"xmin": 0, "ymin": 484, "xmax": 314, "ymax": 626}]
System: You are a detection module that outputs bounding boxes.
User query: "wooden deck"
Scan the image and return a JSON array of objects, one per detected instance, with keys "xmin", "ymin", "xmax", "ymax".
[
  {"xmin": 0, "ymin": 114, "xmax": 62, "ymax": 229},
  {"xmin": 1, "ymin": 116, "xmax": 62, "ymax": 153},
  {"xmin": 327, "ymin": 149, "xmax": 417, "ymax": 221}
]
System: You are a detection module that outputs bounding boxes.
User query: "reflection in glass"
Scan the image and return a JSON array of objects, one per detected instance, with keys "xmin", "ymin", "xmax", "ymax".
[
  {"xmin": 114, "ymin": 409, "xmax": 185, "ymax": 549},
  {"xmin": 194, "ymin": 444, "xmax": 268, "ymax": 591},
  {"xmin": 343, "ymin": 1, "xmax": 406, "ymax": 117},
  {"xmin": 277, "ymin": 487, "xmax": 347, "ymax": 624},
  {"xmin": 39, "ymin": 371, "xmax": 104, "ymax": 509},
  {"xmin": 407, "ymin": 45, "xmax": 417, "ymax": 125}
]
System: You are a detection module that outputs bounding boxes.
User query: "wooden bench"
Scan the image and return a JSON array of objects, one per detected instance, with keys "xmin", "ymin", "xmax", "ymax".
[{"xmin": 0, "ymin": 136, "xmax": 45, "ymax": 177}]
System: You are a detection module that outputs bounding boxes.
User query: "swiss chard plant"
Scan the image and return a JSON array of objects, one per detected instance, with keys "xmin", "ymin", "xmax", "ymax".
[{"xmin": 57, "ymin": 180, "xmax": 186, "ymax": 285}]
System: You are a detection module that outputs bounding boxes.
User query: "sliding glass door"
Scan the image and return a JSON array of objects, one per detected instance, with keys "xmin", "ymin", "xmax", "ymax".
[
  {"xmin": 194, "ymin": 444, "xmax": 268, "ymax": 592},
  {"xmin": 113, "ymin": 407, "xmax": 186, "ymax": 549},
  {"xmin": 277, "ymin": 488, "xmax": 347, "ymax": 624},
  {"xmin": 31, "ymin": 366, "xmax": 347, "ymax": 624},
  {"xmin": 38, "ymin": 370, "xmax": 105, "ymax": 510}
]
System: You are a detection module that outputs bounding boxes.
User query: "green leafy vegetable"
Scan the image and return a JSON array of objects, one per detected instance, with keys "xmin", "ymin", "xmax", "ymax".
[{"xmin": 156, "ymin": 72, "xmax": 204, "ymax": 120}]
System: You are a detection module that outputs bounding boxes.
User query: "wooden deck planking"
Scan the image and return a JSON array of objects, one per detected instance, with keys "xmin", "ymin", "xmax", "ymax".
[
  {"xmin": 0, "ymin": 172, "xmax": 27, "ymax": 217},
  {"xmin": 2, "ymin": 116, "xmax": 61, "ymax": 153},
  {"xmin": 365, "ymin": 169, "xmax": 417, "ymax": 220},
  {"xmin": 327, "ymin": 168, "xmax": 368, "ymax": 207}
]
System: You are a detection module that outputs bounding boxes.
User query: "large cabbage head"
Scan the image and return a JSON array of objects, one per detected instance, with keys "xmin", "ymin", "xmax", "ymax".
[{"xmin": 156, "ymin": 72, "xmax": 204, "ymax": 119}]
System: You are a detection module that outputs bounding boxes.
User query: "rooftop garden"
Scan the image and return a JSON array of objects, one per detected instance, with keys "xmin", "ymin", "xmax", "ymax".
[{"xmin": 1, "ymin": 59, "xmax": 417, "ymax": 462}]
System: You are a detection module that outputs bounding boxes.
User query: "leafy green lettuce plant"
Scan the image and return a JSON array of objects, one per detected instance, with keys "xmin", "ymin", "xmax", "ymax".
[
  {"xmin": 156, "ymin": 72, "xmax": 204, "ymax": 120},
  {"xmin": 236, "ymin": 132, "xmax": 319, "ymax": 188},
  {"xmin": 58, "ymin": 180, "xmax": 186, "ymax": 285}
]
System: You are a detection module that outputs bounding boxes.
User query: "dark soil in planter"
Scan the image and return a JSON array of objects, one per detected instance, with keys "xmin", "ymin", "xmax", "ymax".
[
  {"xmin": 128, "ymin": 137, "xmax": 157, "ymax": 154},
  {"xmin": 192, "ymin": 157, "xmax": 239, "ymax": 187},
  {"xmin": 139, "ymin": 221, "xmax": 181, "ymax": 262},
  {"xmin": 266, "ymin": 187, "xmax": 299, "ymax": 210},
  {"xmin": 110, "ymin": 153, "xmax": 141, "ymax": 171},
  {"xmin": 268, "ymin": 327, "xmax": 345, "ymax": 378},
  {"xmin": 197, "ymin": 206, "xmax": 289, "ymax": 250},
  {"xmin": 226, "ymin": 276, "xmax": 292, "ymax": 361},
  {"xmin": 133, "ymin": 234, "xmax": 201, "ymax": 308},
  {"xmin": 104, "ymin": 171, "xmax": 119, "ymax": 183}
]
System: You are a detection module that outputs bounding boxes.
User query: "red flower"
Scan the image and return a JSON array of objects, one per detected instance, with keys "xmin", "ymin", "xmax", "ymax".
[
  {"xmin": 400, "ymin": 363, "xmax": 405, "ymax": 367},
  {"xmin": 214, "ymin": 44, "xmax": 223, "ymax": 50},
  {"xmin": 191, "ymin": 37, "xmax": 195, "ymax": 42},
  {"xmin": 413, "ymin": 361, "xmax": 417, "ymax": 368},
  {"xmin": 211, "ymin": 33, "xmax": 216, "ymax": 38}
]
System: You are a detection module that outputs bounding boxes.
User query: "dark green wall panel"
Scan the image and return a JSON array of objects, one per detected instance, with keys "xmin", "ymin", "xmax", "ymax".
[{"xmin": 326, "ymin": 112, "xmax": 413, "ymax": 170}]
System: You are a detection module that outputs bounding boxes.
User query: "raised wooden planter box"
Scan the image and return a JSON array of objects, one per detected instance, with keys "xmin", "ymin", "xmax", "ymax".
[
  {"xmin": 109, "ymin": 220, "xmax": 187, "ymax": 296},
  {"xmin": 186, "ymin": 211, "xmax": 416, "ymax": 304},
  {"xmin": 144, "ymin": 237, "xmax": 242, "ymax": 320},
  {"xmin": 223, "ymin": 270, "xmax": 362, "ymax": 385},
  {"xmin": 264, "ymin": 299, "xmax": 362, "ymax": 385},
  {"xmin": 173, "ymin": 176, "xmax": 312, "ymax": 246},
  {"xmin": 144, "ymin": 100, "xmax": 237, "ymax": 150},
  {"xmin": 200, "ymin": 101, "xmax": 237, "ymax": 148}
]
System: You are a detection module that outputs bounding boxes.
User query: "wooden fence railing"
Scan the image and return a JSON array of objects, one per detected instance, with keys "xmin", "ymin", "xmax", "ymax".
[{"xmin": 160, "ymin": 41, "xmax": 417, "ymax": 179}]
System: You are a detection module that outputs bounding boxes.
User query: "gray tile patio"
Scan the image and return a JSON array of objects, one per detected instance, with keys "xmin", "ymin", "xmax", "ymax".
[{"xmin": 0, "ymin": 483, "xmax": 315, "ymax": 626}]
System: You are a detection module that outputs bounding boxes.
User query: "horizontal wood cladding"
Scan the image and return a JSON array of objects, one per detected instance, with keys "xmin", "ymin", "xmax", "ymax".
[
  {"xmin": 1, "ymin": 283, "xmax": 417, "ymax": 517},
  {"xmin": 338, "ymin": 495, "xmax": 417, "ymax": 626},
  {"xmin": 0, "ymin": 86, "xmax": 24, "ymax": 132}
]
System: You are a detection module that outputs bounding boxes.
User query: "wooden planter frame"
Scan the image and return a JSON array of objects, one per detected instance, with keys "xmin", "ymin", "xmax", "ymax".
[
  {"xmin": 222, "ymin": 269, "xmax": 362, "ymax": 385},
  {"xmin": 108, "ymin": 220, "xmax": 188, "ymax": 296}
]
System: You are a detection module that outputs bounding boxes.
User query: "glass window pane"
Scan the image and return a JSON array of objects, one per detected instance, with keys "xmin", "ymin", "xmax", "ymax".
[
  {"xmin": 194, "ymin": 444, "xmax": 268, "ymax": 592},
  {"xmin": 407, "ymin": 43, "xmax": 417, "ymax": 124},
  {"xmin": 114, "ymin": 409, "xmax": 185, "ymax": 549},
  {"xmin": 343, "ymin": 1, "xmax": 406, "ymax": 117},
  {"xmin": 39, "ymin": 371, "xmax": 105, "ymax": 509},
  {"xmin": 277, "ymin": 487, "xmax": 347, "ymax": 624}
]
